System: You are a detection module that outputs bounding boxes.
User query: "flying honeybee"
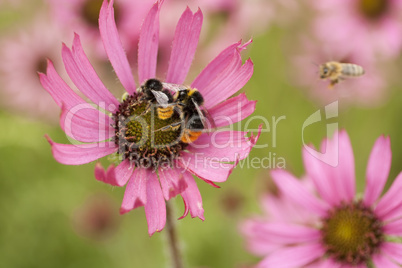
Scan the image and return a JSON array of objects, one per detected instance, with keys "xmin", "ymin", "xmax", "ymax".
[
  {"xmin": 319, "ymin": 61, "xmax": 365, "ymax": 88},
  {"xmin": 155, "ymin": 82, "xmax": 215, "ymax": 144}
]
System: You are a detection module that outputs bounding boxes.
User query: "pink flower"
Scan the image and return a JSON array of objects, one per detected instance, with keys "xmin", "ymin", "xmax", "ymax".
[
  {"xmin": 40, "ymin": 0, "xmax": 258, "ymax": 236},
  {"xmin": 46, "ymin": 0, "xmax": 154, "ymax": 59},
  {"xmin": 0, "ymin": 16, "xmax": 69, "ymax": 123},
  {"xmin": 312, "ymin": 0, "xmax": 402, "ymax": 60},
  {"xmin": 242, "ymin": 130, "xmax": 402, "ymax": 267},
  {"xmin": 198, "ymin": 0, "xmax": 275, "ymax": 59},
  {"xmin": 72, "ymin": 193, "xmax": 120, "ymax": 240}
]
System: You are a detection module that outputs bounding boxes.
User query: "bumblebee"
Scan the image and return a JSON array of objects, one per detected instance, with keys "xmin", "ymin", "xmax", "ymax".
[
  {"xmin": 174, "ymin": 88, "xmax": 206, "ymax": 143},
  {"xmin": 139, "ymin": 78, "xmax": 174, "ymax": 120},
  {"xmin": 319, "ymin": 61, "xmax": 365, "ymax": 88},
  {"xmin": 155, "ymin": 83, "xmax": 214, "ymax": 144}
]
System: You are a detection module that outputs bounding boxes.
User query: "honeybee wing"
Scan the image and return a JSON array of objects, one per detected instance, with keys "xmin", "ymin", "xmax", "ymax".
[{"xmin": 150, "ymin": 90, "xmax": 169, "ymax": 108}]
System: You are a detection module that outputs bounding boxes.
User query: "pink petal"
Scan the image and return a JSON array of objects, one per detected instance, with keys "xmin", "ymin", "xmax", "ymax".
[
  {"xmin": 303, "ymin": 145, "xmax": 338, "ymax": 206},
  {"xmin": 384, "ymin": 218, "xmax": 402, "ymax": 236},
  {"xmin": 252, "ymin": 222, "xmax": 321, "ymax": 245},
  {"xmin": 39, "ymin": 60, "xmax": 85, "ymax": 109},
  {"xmin": 120, "ymin": 168, "xmax": 148, "ymax": 214},
  {"xmin": 332, "ymin": 130, "xmax": 356, "ymax": 203},
  {"xmin": 46, "ymin": 135, "xmax": 117, "ymax": 165},
  {"xmin": 99, "ymin": 0, "xmax": 136, "ymax": 94},
  {"xmin": 192, "ymin": 40, "xmax": 253, "ymax": 109},
  {"xmin": 207, "ymin": 58, "xmax": 253, "ymax": 109},
  {"xmin": 208, "ymin": 93, "xmax": 256, "ymax": 128},
  {"xmin": 188, "ymin": 127, "xmax": 261, "ymax": 161},
  {"xmin": 165, "ymin": 7, "xmax": 203, "ymax": 84},
  {"xmin": 381, "ymin": 242, "xmax": 402, "ymax": 263},
  {"xmin": 260, "ymin": 195, "xmax": 317, "ymax": 225},
  {"xmin": 257, "ymin": 243, "xmax": 325, "ymax": 268},
  {"xmin": 178, "ymin": 152, "xmax": 235, "ymax": 183},
  {"xmin": 240, "ymin": 219, "xmax": 280, "ymax": 256},
  {"xmin": 179, "ymin": 170, "xmax": 204, "ymax": 220},
  {"xmin": 158, "ymin": 167, "xmax": 187, "ymax": 200},
  {"xmin": 137, "ymin": 1, "xmax": 160, "ymax": 84},
  {"xmin": 40, "ymin": 61, "xmax": 115, "ymax": 143},
  {"xmin": 60, "ymin": 103, "xmax": 114, "ymax": 143},
  {"xmin": 69, "ymin": 34, "xmax": 119, "ymax": 112},
  {"xmin": 375, "ymin": 172, "xmax": 402, "ymax": 221},
  {"xmin": 314, "ymin": 131, "xmax": 355, "ymax": 205},
  {"xmin": 307, "ymin": 259, "xmax": 342, "ymax": 268},
  {"xmin": 145, "ymin": 171, "xmax": 166, "ymax": 236},
  {"xmin": 270, "ymin": 169, "xmax": 329, "ymax": 217},
  {"xmin": 373, "ymin": 254, "xmax": 401, "ymax": 268},
  {"xmin": 192, "ymin": 40, "xmax": 248, "ymax": 92},
  {"xmin": 363, "ymin": 135, "xmax": 392, "ymax": 206},
  {"xmin": 94, "ymin": 160, "xmax": 133, "ymax": 187}
]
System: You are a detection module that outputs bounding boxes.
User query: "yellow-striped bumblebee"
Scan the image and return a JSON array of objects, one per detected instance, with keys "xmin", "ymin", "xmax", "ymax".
[
  {"xmin": 156, "ymin": 82, "xmax": 215, "ymax": 144},
  {"xmin": 139, "ymin": 78, "xmax": 174, "ymax": 120}
]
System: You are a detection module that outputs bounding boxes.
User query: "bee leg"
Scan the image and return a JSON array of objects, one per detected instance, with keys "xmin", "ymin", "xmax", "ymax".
[
  {"xmin": 131, "ymin": 103, "xmax": 154, "ymax": 120},
  {"xmin": 141, "ymin": 103, "xmax": 152, "ymax": 115},
  {"xmin": 154, "ymin": 121, "xmax": 182, "ymax": 132},
  {"xmin": 328, "ymin": 79, "xmax": 338, "ymax": 89}
]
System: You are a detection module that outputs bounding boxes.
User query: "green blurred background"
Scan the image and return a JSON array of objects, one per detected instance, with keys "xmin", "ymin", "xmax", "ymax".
[{"xmin": 1, "ymin": 1, "xmax": 401, "ymax": 268}]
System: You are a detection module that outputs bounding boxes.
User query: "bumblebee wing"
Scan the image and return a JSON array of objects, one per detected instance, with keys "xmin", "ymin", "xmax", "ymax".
[
  {"xmin": 201, "ymin": 104, "xmax": 216, "ymax": 131},
  {"xmin": 162, "ymin": 82, "xmax": 187, "ymax": 92},
  {"xmin": 151, "ymin": 90, "xmax": 169, "ymax": 108},
  {"xmin": 191, "ymin": 98, "xmax": 217, "ymax": 132},
  {"xmin": 189, "ymin": 99, "xmax": 204, "ymax": 127}
]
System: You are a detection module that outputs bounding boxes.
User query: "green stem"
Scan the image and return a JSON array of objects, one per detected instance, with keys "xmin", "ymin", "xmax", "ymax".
[{"xmin": 166, "ymin": 201, "xmax": 183, "ymax": 268}]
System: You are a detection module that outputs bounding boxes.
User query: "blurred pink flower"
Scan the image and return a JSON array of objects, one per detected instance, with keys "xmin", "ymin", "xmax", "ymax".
[
  {"xmin": 40, "ymin": 0, "xmax": 258, "ymax": 236},
  {"xmin": 0, "ymin": 0, "xmax": 21, "ymax": 7},
  {"xmin": 46, "ymin": 0, "xmax": 154, "ymax": 59},
  {"xmin": 72, "ymin": 193, "xmax": 120, "ymax": 240},
  {"xmin": 199, "ymin": 0, "xmax": 274, "ymax": 55},
  {"xmin": 242, "ymin": 130, "xmax": 402, "ymax": 267},
  {"xmin": 0, "ymin": 16, "xmax": 69, "ymax": 122},
  {"xmin": 46, "ymin": 0, "xmax": 276, "ymax": 75},
  {"xmin": 292, "ymin": 37, "xmax": 388, "ymax": 107},
  {"xmin": 312, "ymin": 0, "xmax": 402, "ymax": 60}
]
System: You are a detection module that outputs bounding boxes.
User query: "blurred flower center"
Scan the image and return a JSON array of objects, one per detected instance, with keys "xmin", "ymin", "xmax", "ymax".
[
  {"xmin": 72, "ymin": 195, "xmax": 119, "ymax": 240},
  {"xmin": 321, "ymin": 201, "xmax": 384, "ymax": 265},
  {"xmin": 36, "ymin": 58, "xmax": 48, "ymax": 73},
  {"xmin": 112, "ymin": 92, "xmax": 186, "ymax": 169},
  {"xmin": 358, "ymin": 0, "xmax": 389, "ymax": 20},
  {"xmin": 81, "ymin": 0, "xmax": 120, "ymax": 27},
  {"xmin": 204, "ymin": 11, "xmax": 230, "ymax": 44}
]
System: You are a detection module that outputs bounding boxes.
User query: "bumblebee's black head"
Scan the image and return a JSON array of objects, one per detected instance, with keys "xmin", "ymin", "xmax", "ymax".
[
  {"xmin": 141, "ymin": 78, "xmax": 170, "ymax": 102},
  {"xmin": 175, "ymin": 89, "xmax": 204, "ymax": 112},
  {"xmin": 176, "ymin": 89, "xmax": 203, "ymax": 104},
  {"xmin": 176, "ymin": 89, "xmax": 190, "ymax": 102},
  {"xmin": 188, "ymin": 90, "xmax": 204, "ymax": 106},
  {"xmin": 144, "ymin": 78, "xmax": 163, "ymax": 92}
]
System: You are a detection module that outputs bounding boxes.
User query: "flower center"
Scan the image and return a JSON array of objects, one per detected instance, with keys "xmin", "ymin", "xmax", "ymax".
[
  {"xmin": 358, "ymin": 0, "xmax": 389, "ymax": 20},
  {"xmin": 321, "ymin": 201, "xmax": 384, "ymax": 265},
  {"xmin": 112, "ymin": 92, "xmax": 187, "ymax": 169},
  {"xmin": 81, "ymin": 0, "xmax": 120, "ymax": 27}
]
